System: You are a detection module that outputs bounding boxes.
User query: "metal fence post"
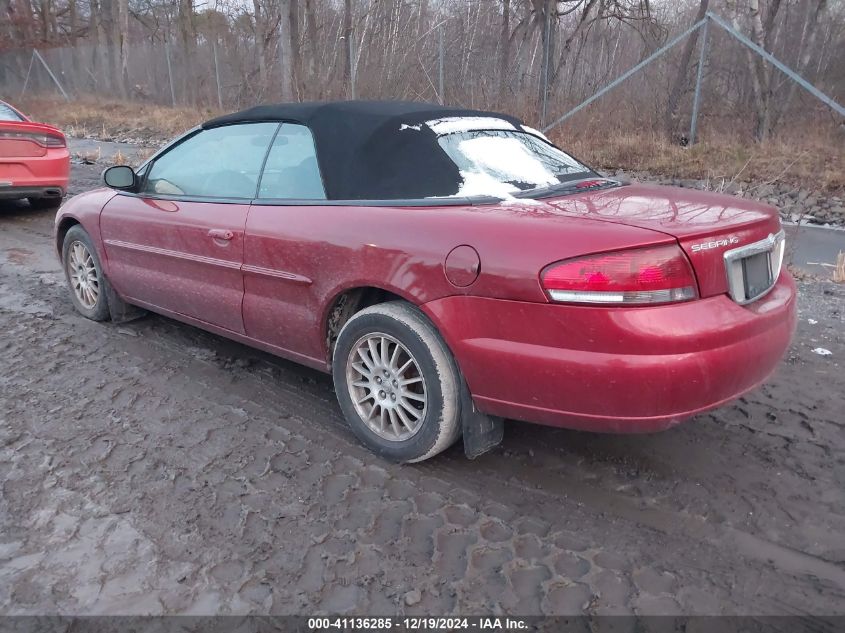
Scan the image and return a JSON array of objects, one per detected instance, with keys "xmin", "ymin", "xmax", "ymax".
[
  {"xmin": 213, "ymin": 41, "xmax": 223, "ymax": 110},
  {"xmin": 438, "ymin": 24, "xmax": 445, "ymax": 105},
  {"xmin": 19, "ymin": 51, "xmax": 35, "ymax": 98},
  {"xmin": 540, "ymin": 4, "xmax": 551, "ymax": 128},
  {"xmin": 705, "ymin": 11, "xmax": 845, "ymax": 118},
  {"xmin": 33, "ymin": 50, "xmax": 70, "ymax": 101},
  {"xmin": 348, "ymin": 34, "xmax": 356, "ymax": 100},
  {"xmin": 165, "ymin": 41, "xmax": 176, "ymax": 106},
  {"xmin": 689, "ymin": 16, "xmax": 710, "ymax": 145},
  {"xmin": 542, "ymin": 18, "xmax": 707, "ymax": 133}
]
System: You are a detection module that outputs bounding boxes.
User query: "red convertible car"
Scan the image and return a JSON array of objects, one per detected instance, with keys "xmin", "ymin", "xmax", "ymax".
[
  {"xmin": 0, "ymin": 99, "xmax": 69, "ymax": 207},
  {"xmin": 55, "ymin": 101, "xmax": 796, "ymax": 462}
]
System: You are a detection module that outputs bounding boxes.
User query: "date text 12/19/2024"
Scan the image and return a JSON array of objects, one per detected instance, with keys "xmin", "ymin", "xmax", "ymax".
[{"xmin": 307, "ymin": 617, "xmax": 529, "ymax": 630}]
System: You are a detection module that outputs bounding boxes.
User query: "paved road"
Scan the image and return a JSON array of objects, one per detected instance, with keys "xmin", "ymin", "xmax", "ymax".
[
  {"xmin": 786, "ymin": 223, "xmax": 845, "ymax": 277},
  {"xmin": 0, "ymin": 164, "xmax": 843, "ymax": 616}
]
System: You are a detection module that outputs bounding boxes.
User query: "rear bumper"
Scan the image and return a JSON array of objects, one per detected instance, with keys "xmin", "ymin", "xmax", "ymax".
[
  {"xmin": 422, "ymin": 271, "xmax": 797, "ymax": 433},
  {"xmin": 0, "ymin": 185, "xmax": 65, "ymax": 200},
  {"xmin": 0, "ymin": 148, "xmax": 70, "ymax": 199}
]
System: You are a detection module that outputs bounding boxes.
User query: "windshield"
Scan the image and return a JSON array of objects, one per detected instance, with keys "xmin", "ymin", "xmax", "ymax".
[
  {"xmin": 437, "ymin": 130, "xmax": 594, "ymax": 199},
  {"xmin": 0, "ymin": 103, "xmax": 24, "ymax": 122}
]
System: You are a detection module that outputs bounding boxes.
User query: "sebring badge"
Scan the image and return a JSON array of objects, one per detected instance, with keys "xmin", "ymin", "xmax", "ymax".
[{"xmin": 691, "ymin": 236, "xmax": 740, "ymax": 252}]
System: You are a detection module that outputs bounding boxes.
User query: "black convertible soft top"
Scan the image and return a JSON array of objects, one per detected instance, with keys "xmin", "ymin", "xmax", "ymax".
[{"xmin": 203, "ymin": 100, "xmax": 527, "ymax": 200}]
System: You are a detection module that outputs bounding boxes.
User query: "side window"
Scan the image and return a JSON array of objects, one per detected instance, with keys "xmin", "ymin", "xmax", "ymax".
[
  {"xmin": 142, "ymin": 122, "xmax": 278, "ymax": 199},
  {"xmin": 258, "ymin": 123, "xmax": 326, "ymax": 200}
]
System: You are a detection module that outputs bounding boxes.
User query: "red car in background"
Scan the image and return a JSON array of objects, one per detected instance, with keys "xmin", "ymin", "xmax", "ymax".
[
  {"xmin": 0, "ymin": 99, "xmax": 69, "ymax": 208},
  {"xmin": 54, "ymin": 101, "xmax": 797, "ymax": 463}
]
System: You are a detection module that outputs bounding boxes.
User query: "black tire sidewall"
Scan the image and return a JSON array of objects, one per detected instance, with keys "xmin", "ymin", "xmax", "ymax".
[
  {"xmin": 62, "ymin": 226, "xmax": 110, "ymax": 321},
  {"xmin": 332, "ymin": 305, "xmax": 458, "ymax": 462}
]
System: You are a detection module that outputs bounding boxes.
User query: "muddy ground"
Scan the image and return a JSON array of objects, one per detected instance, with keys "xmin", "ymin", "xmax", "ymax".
[{"xmin": 0, "ymin": 163, "xmax": 843, "ymax": 616}]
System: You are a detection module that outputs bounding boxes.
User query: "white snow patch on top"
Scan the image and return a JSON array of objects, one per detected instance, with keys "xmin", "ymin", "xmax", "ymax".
[
  {"xmin": 453, "ymin": 171, "xmax": 520, "ymax": 199},
  {"xmin": 455, "ymin": 136, "xmax": 559, "ymax": 191},
  {"xmin": 400, "ymin": 123, "xmax": 422, "ymax": 131},
  {"xmin": 520, "ymin": 125, "xmax": 551, "ymax": 143},
  {"xmin": 425, "ymin": 116, "xmax": 516, "ymax": 135}
]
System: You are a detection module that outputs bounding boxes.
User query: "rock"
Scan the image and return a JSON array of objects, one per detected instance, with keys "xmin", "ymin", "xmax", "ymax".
[{"xmin": 404, "ymin": 589, "xmax": 422, "ymax": 606}]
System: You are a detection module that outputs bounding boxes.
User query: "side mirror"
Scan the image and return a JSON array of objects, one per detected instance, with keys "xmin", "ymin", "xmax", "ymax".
[{"xmin": 103, "ymin": 165, "xmax": 136, "ymax": 191}]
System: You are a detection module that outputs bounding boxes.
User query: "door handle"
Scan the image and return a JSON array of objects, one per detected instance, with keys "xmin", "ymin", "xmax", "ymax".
[{"xmin": 208, "ymin": 229, "xmax": 234, "ymax": 241}]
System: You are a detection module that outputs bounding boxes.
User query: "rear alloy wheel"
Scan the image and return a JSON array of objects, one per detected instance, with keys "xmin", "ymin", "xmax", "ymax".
[
  {"xmin": 62, "ymin": 225, "xmax": 110, "ymax": 321},
  {"xmin": 346, "ymin": 332, "xmax": 427, "ymax": 441},
  {"xmin": 333, "ymin": 302, "xmax": 462, "ymax": 463}
]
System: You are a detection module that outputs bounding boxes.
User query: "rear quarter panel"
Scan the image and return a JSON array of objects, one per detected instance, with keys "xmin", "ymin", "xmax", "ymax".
[{"xmin": 244, "ymin": 200, "xmax": 673, "ymax": 365}]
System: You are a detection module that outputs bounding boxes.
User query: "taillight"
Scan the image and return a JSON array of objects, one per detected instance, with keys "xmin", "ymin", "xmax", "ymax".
[
  {"xmin": 541, "ymin": 244, "xmax": 698, "ymax": 305},
  {"xmin": 43, "ymin": 133, "xmax": 66, "ymax": 147},
  {"xmin": 0, "ymin": 129, "xmax": 65, "ymax": 148}
]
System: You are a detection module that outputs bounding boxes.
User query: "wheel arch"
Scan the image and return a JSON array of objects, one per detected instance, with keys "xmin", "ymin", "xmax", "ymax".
[
  {"xmin": 323, "ymin": 285, "xmax": 415, "ymax": 367},
  {"xmin": 55, "ymin": 215, "xmax": 81, "ymax": 257}
]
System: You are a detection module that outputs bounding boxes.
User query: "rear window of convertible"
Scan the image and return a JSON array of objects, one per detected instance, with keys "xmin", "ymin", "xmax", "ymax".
[{"xmin": 436, "ymin": 130, "xmax": 592, "ymax": 199}]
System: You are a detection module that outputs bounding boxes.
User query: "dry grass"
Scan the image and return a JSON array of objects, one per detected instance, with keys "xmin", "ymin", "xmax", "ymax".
[
  {"xmin": 555, "ymin": 127, "xmax": 845, "ymax": 193},
  {"xmin": 18, "ymin": 97, "xmax": 218, "ymax": 143},
  {"xmin": 17, "ymin": 97, "xmax": 845, "ymax": 193},
  {"xmin": 835, "ymin": 251, "xmax": 845, "ymax": 283}
]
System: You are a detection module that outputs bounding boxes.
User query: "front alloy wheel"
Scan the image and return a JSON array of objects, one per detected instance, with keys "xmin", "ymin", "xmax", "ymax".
[
  {"xmin": 67, "ymin": 240, "xmax": 100, "ymax": 310},
  {"xmin": 62, "ymin": 225, "xmax": 110, "ymax": 321}
]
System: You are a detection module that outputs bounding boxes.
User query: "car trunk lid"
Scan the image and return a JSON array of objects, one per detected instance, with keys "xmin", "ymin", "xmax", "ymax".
[
  {"xmin": 544, "ymin": 182, "xmax": 783, "ymax": 298},
  {"xmin": 0, "ymin": 121, "xmax": 64, "ymax": 158}
]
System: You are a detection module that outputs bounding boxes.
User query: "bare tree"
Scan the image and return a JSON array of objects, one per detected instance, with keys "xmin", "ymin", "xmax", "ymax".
[
  {"xmin": 112, "ymin": 0, "xmax": 129, "ymax": 98},
  {"xmin": 2, "ymin": 0, "xmax": 841, "ymax": 145},
  {"xmin": 178, "ymin": 0, "xmax": 196, "ymax": 103},
  {"xmin": 537, "ymin": 0, "xmax": 556, "ymax": 122},
  {"xmin": 278, "ymin": 0, "xmax": 294, "ymax": 100},
  {"xmin": 90, "ymin": 0, "xmax": 112, "ymax": 92},
  {"xmin": 770, "ymin": 0, "xmax": 829, "ymax": 129},
  {"xmin": 732, "ymin": 0, "xmax": 783, "ymax": 141},
  {"xmin": 342, "ymin": 0, "xmax": 353, "ymax": 97},
  {"xmin": 253, "ymin": 0, "xmax": 267, "ymax": 88},
  {"xmin": 664, "ymin": 0, "xmax": 710, "ymax": 141},
  {"xmin": 498, "ymin": 0, "xmax": 512, "ymax": 101}
]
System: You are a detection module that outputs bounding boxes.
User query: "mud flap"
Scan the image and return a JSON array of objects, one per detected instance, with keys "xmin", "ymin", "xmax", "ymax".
[
  {"xmin": 460, "ymin": 379, "xmax": 504, "ymax": 459},
  {"xmin": 104, "ymin": 277, "xmax": 146, "ymax": 324}
]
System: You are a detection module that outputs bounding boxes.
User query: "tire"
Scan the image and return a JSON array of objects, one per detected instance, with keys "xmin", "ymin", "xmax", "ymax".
[
  {"xmin": 28, "ymin": 197, "xmax": 61, "ymax": 210},
  {"xmin": 332, "ymin": 301, "xmax": 462, "ymax": 463},
  {"xmin": 62, "ymin": 225, "xmax": 110, "ymax": 321}
]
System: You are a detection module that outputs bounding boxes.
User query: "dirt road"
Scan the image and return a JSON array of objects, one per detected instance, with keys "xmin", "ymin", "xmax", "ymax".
[{"xmin": 0, "ymin": 163, "xmax": 843, "ymax": 616}]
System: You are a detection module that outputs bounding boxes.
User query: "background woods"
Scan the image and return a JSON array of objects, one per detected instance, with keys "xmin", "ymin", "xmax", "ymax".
[{"xmin": 0, "ymin": 0, "xmax": 842, "ymax": 147}]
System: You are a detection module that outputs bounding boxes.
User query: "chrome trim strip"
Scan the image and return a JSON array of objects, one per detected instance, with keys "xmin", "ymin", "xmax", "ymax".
[
  {"xmin": 723, "ymin": 229, "xmax": 785, "ymax": 305},
  {"xmin": 548, "ymin": 286, "xmax": 697, "ymax": 305},
  {"xmin": 242, "ymin": 264, "xmax": 312, "ymax": 285},
  {"xmin": 103, "ymin": 239, "xmax": 312, "ymax": 284},
  {"xmin": 103, "ymin": 239, "xmax": 241, "ymax": 270}
]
